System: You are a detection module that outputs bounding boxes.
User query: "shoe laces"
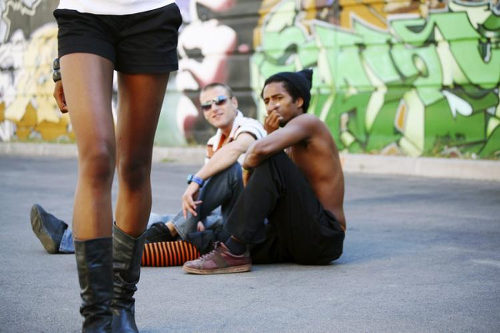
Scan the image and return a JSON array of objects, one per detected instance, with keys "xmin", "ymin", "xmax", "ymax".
[{"xmin": 198, "ymin": 242, "xmax": 222, "ymax": 261}]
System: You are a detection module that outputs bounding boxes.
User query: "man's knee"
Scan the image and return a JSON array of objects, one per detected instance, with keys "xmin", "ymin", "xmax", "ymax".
[
  {"xmin": 219, "ymin": 162, "xmax": 241, "ymax": 178},
  {"xmin": 207, "ymin": 162, "xmax": 242, "ymax": 186},
  {"xmin": 251, "ymin": 151, "xmax": 289, "ymax": 177},
  {"xmin": 268, "ymin": 151, "xmax": 290, "ymax": 165},
  {"xmin": 227, "ymin": 162, "xmax": 242, "ymax": 174}
]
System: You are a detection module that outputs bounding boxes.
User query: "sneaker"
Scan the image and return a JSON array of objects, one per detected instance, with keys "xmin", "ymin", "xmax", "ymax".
[
  {"xmin": 30, "ymin": 204, "xmax": 68, "ymax": 254},
  {"xmin": 183, "ymin": 242, "xmax": 251, "ymax": 275},
  {"xmin": 144, "ymin": 222, "xmax": 176, "ymax": 243}
]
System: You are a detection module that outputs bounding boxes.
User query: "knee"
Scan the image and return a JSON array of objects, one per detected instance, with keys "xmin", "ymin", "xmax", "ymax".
[
  {"xmin": 249, "ymin": 152, "xmax": 290, "ymax": 190},
  {"xmin": 256, "ymin": 151, "xmax": 291, "ymax": 174},
  {"xmin": 267, "ymin": 151, "xmax": 288, "ymax": 165},
  {"xmin": 79, "ymin": 148, "xmax": 115, "ymax": 186},
  {"xmin": 205, "ymin": 162, "xmax": 241, "ymax": 186},
  {"xmin": 226, "ymin": 162, "xmax": 242, "ymax": 184},
  {"xmin": 229, "ymin": 162, "xmax": 242, "ymax": 173},
  {"xmin": 225, "ymin": 163, "xmax": 243, "ymax": 194},
  {"xmin": 118, "ymin": 157, "xmax": 151, "ymax": 190}
]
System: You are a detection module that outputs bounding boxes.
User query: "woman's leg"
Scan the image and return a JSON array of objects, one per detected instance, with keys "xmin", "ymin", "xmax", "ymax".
[
  {"xmin": 60, "ymin": 53, "xmax": 115, "ymax": 332},
  {"xmin": 60, "ymin": 54, "xmax": 116, "ymax": 240},
  {"xmin": 114, "ymin": 72, "xmax": 169, "ymax": 236},
  {"xmin": 111, "ymin": 72, "xmax": 169, "ymax": 332}
]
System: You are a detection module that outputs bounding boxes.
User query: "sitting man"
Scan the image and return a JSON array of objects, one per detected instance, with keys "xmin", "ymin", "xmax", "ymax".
[
  {"xmin": 30, "ymin": 82, "xmax": 266, "ymax": 264},
  {"xmin": 183, "ymin": 69, "xmax": 346, "ymax": 274}
]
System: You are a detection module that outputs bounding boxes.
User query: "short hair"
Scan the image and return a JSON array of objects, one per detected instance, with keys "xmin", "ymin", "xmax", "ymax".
[
  {"xmin": 261, "ymin": 78, "xmax": 309, "ymax": 112},
  {"xmin": 260, "ymin": 69, "xmax": 313, "ymax": 112},
  {"xmin": 201, "ymin": 82, "xmax": 234, "ymax": 98}
]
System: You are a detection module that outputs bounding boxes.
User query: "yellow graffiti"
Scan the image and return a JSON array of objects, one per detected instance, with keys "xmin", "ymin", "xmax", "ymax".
[
  {"xmin": 0, "ymin": 102, "xmax": 4, "ymax": 122},
  {"xmin": 3, "ymin": 23, "xmax": 72, "ymax": 141},
  {"xmin": 340, "ymin": 0, "xmax": 389, "ymax": 30},
  {"xmin": 339, "ymin": 0, "xmax": 446, "ymax": 30},
  {"xmin": 254, "ymin": 0, "xmax": 283, "ymax": 48}
]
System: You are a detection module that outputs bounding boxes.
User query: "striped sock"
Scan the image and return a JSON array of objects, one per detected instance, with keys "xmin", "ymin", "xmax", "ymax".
[{"xmin": 141, "ymin": 240, "xmax": 200, "ymax": 267}]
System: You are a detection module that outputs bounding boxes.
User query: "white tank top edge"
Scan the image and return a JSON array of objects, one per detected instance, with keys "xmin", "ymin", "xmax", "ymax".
[{"xmin": 57, "ymin": 0, "xmax": 176, "ymax": 15}]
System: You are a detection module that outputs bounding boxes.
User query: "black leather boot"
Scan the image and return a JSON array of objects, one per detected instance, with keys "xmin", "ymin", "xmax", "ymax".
[
  {"xmin": 111, "ymin": 224, "xmax": 146, "ymax": 333},
  {"xmin": 74, "ymin": 238, "xmax": 113, "ymax": 333}
]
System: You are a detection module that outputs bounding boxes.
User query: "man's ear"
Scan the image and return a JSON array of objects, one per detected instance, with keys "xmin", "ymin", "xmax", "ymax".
[
  {"xmin": 231, "ymin": 96, "xmax": 238, "ymax": 109},
  {"xmin": 296, "ymin": 97, "xmax": 304, "ymax": 109}
]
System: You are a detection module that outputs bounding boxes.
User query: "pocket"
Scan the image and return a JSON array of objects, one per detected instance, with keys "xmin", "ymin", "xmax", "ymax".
[
  {"xmin": 170, "ymin": 3, "xmax": 183, "ymax": 30},
  {"xmin": 154, "ymin": 3, "xmax": 183, "ymax": 31},
  {"xmin": 53, "ymin": 8, "xmax": 79, "ymax": 21},
  {"xmin": 53, "ymin": 9, "xmax": 91, "ymax": 35}
]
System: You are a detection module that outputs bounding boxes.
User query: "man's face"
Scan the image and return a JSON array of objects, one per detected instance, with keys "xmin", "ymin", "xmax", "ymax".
[
  {"xmin": 262, "ymin": 81, "xmax": 303, "ymax": 126},
  {"xmin": 199, "ymin": 86, "xmax": 238, "ymax": 130}
]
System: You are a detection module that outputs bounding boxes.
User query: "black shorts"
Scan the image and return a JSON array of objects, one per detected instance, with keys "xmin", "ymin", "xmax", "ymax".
[{"xmin": 53, "ymin": 3, "xmax": 182, "ymax": 74}]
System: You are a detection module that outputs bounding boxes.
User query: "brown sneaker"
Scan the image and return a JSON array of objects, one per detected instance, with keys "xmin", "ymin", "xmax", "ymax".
[{"xmin": 183, "ymin": 242, "xmax": 251, "ymax": 275}]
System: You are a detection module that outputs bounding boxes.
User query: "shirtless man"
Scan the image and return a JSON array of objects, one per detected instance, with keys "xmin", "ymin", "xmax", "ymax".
[{"xmin": 183, "ymin": 69, "xmax": 346, "ymax": 274}]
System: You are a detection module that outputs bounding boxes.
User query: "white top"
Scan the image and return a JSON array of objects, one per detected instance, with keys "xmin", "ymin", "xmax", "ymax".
[
  {"xmin": 57, "ymin": 0, "xmax": 175, "ymax": 15},
  {"xmin": 206, "ymin": 111, "xmax": 266, "ymax": 165}
]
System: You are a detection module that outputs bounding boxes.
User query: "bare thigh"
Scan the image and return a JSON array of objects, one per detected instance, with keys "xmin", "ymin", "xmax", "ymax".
[{"xmin": 60, "ymin": 53, "xmax": 115, "ymax": 158}]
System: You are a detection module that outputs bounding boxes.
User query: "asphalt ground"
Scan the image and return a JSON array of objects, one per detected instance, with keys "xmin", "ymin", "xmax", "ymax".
[{"xmin": 0, "ymin": 155, "xmax": 499, "ymax": 332}]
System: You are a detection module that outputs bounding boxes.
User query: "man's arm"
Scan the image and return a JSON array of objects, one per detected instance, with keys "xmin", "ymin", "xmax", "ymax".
[
  {"xmin": 182, "ymin": 132, "xmax": 256, "ymax": 217},
  {"xmin": 196, "ymin": 132, "xmax": 256, "ymax": 180},
  {"xmin": 243, "ymin": 114, "xmax": 316, "ymax": 169}
]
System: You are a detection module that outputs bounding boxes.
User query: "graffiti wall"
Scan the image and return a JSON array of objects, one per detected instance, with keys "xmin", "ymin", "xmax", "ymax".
[
  {"xmin": 252, "ymin": 0, "xmax": 500, "ymax": 158},
  {"xmin": 0, "ymin": 0, "xmax": 69, "ymax": 142},
  {"xmin": 1, "ymin": 0, "xmax": 499, "ymax": 159}
]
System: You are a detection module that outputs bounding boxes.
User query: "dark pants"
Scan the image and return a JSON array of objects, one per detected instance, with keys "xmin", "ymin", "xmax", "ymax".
[
  {"xmin": 225, "ymin": 152, "xmax": 345, "ymax": 265},
  {"xmin": 172, "ymin": 162, "xmax": 242, "ymax": 240},
  {"xmin": 179, "ymin": 163, "xmax": 241, "ymax": 252}
]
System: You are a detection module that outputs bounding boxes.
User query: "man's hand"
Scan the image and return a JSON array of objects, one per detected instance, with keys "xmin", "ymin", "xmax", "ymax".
[
  {"xmin": 182, "ymin": 182, "xmax": 203, "ymax": 218},
  {"xmin": 197, "ymin": 221, "xmax": 206, "ymax": 232},
  {"xmin": 53, "ymin": 80, "xmax": 68, "ymax": 113},
  {"xmin": 264, "ymin": 110, "xmax": 280, "ymax": 134}
]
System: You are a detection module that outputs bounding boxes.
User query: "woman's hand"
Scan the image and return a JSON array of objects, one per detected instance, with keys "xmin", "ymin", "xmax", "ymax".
[{"xmin": 53, "ymin": 80, "xmax": 68, "ymax": 113}]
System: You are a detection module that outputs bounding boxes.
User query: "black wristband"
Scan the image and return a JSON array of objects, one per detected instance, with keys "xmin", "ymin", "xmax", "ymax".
[
  {"xmin": 52, "ymin": 57, "xmax": 61, "ymax": 82},
  {"xmin": 52, "ymin": 57, "xmax": 60, "ymax": 70},
  {"xmin": 52, "ymin": 69, "xmax": 61, "ymax": 83}
]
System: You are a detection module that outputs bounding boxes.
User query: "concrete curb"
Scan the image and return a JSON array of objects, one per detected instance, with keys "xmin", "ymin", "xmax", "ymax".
[
  {"xmin": 0, "ymin": 142, "xmax": 205, "ymax": 165},
  {"xmin": 341, "ymin": 154, "xmax": 500, "ymax": 182},
  {"xmin": 1, "ymin": 142, "xmax": 499, "ymax": 181}
]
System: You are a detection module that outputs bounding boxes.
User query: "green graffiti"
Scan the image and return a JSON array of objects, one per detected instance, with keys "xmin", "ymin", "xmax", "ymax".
[
  {"xmin": 391, "ymin": 13, "xmax": 481, "ymax": 44},
  {"xmin": 251, "ymin": 3, "xmax": 500, "ymax": 158}
]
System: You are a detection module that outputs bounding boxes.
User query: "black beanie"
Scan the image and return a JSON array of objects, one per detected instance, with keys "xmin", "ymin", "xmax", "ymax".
[{"xmin": 264, "ymin": 69, "xmax": 313, "ymax": 111}]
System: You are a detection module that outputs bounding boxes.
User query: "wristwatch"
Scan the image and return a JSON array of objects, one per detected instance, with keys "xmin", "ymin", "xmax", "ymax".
[{"xmin": 186, "ymin": 174, "xmax": 204, "ymax": 187}]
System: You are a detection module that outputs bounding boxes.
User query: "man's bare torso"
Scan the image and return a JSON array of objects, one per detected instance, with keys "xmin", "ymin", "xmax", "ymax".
[{"xmin": 286, "ymin": 116, "xmax": 346, "ymax": 231}]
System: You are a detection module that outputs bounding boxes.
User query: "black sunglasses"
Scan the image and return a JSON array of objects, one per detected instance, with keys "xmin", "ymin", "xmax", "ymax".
[{"xmin": 200, "ymin": 95, "xmax": 228, "ymax": 111}]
